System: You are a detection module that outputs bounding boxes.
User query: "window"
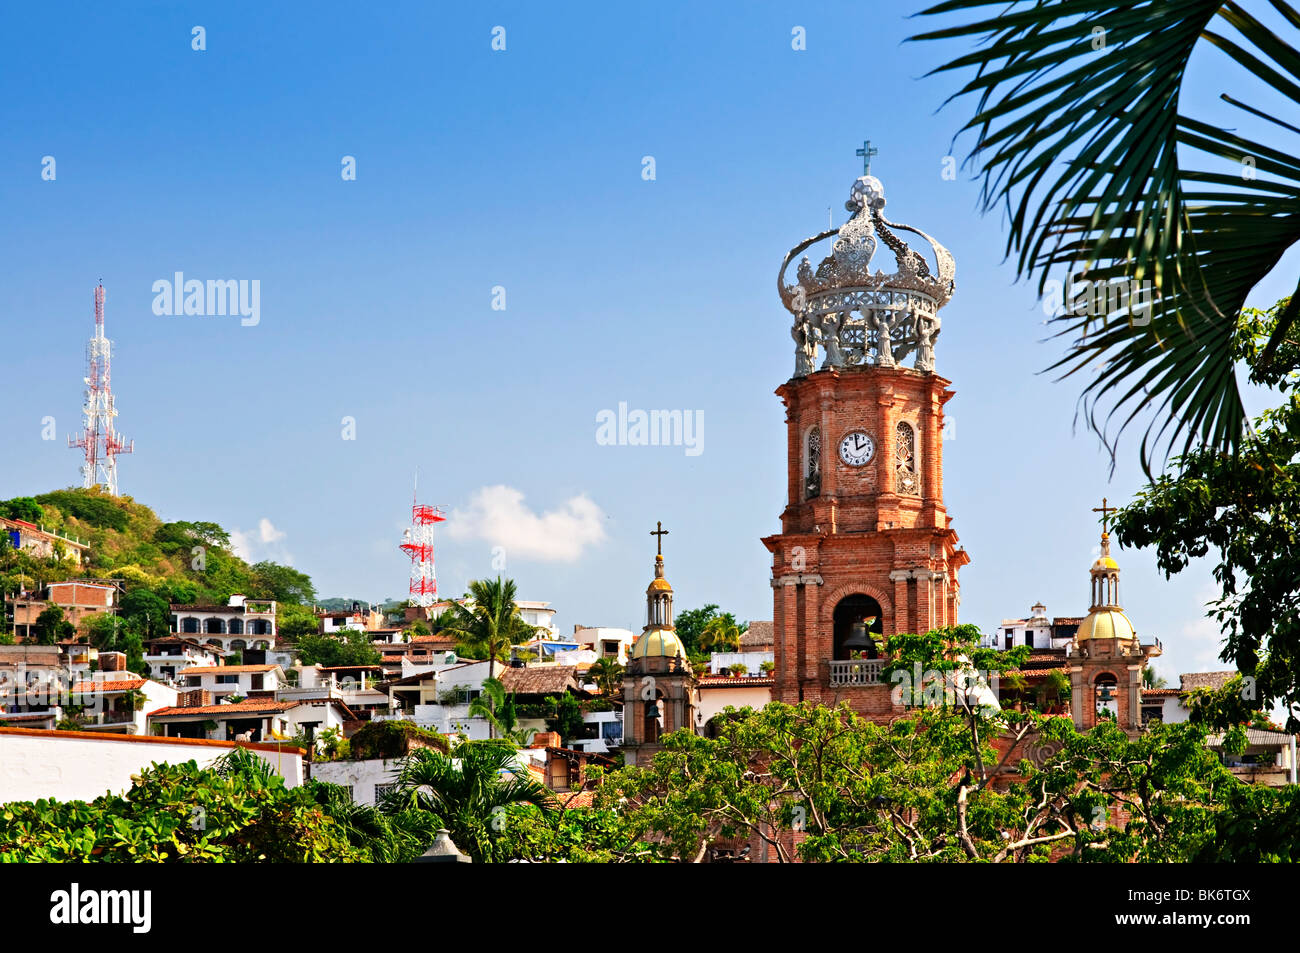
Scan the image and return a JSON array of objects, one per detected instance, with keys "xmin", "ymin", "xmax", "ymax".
[
  {"xmin": 895, "ymin": 422, "xmax": 919, "ymax": 494},
  {"xmin": 1025, "ymin": 632, "xmax": 1033, "ymax": 646},
  {"xmin": 217, "ymin": 674, "xmax": 239, "ymax": 684},
  {"xmin": 805, "ymin": 426, "xmax": 821, "ymax": 499},
  {"xmin": 374, "ymin": 783, "xmax": 397, "ymax": 802}
]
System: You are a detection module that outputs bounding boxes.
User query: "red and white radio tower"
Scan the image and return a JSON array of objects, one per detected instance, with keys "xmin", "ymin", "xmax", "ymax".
[
  {"xmin": 400, "ymin": 483, "xmax": 445, "ymax": 608},
  {"xmin": 69, "ymin": 283, "xmax": 133, "ymax": 496}
]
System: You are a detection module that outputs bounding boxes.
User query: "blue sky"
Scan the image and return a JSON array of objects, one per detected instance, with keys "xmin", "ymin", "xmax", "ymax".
[{"xmin": 2, "ymin": 1, "xmax": 1291, "ymax": 684}]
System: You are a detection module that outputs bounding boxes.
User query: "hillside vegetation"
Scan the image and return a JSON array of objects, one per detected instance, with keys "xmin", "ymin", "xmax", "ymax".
[{"xmin": 1, "ymin": 487, "xmax": 319, "ymax": 641}]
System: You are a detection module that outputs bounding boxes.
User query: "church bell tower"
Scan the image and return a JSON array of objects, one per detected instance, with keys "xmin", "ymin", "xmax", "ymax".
[
  {"xmin": 622, "ymin": 523, "xmax": 698, "ymax": 766},
  {"xmin": 762, "ymin": 154, "xmax": 970, "ymax": 720}
]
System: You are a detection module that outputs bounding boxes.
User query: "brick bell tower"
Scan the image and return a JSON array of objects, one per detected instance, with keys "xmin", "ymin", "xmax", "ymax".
[{"xmin": 762, "ymin": 157, "xmax": 970, "ymax": 721}]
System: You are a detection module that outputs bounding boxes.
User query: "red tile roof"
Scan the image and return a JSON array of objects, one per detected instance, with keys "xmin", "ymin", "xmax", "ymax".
[
  {"xmin": 698, "ymin": 676, "xmax": 775, "ymax": 688},
  {"xmin": 69, "ymin": 677, "xmax": 148, "ymax": 693},
  {"xmin": 149, "ymin": 698, "xmax": 293, "ymax": 718},
  {"xmin": 0, "ymin": 724, "xmax": 303, "ymax": 754}
]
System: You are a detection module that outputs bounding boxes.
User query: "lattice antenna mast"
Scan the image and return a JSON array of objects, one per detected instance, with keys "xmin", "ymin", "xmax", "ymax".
[
  {"xmin": 69, "ymin": 283, "xmax": 133, "ymax": 495},
  {"xmin": 399, "ymin": 476, "xmax": 445, "ymax": 608}
]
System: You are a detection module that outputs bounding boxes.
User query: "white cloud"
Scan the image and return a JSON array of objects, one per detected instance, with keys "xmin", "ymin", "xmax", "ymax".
[
  {"xmin": 230, "ymin": 518, "xmax": 291, "ymax": 564},
  {"xmin": 447, "ymin": 485, "xmax": 606, "ymax": 563}
]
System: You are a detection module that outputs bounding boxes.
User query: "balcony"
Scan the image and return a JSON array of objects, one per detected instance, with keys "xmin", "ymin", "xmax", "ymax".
[{"xmin": 828, "ymin": 659, "xmax": 884, "ymax": 687}]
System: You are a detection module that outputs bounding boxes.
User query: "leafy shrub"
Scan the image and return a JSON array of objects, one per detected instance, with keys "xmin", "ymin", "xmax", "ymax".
[{"xmin": 348, "ymin": 720, "xmax": 449, "ymax": 761}]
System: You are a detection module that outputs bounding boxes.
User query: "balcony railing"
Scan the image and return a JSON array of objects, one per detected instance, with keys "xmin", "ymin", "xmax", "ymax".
[{"xmin": 828, "ymin": 659, "xmax": 884, "ymax": 687}]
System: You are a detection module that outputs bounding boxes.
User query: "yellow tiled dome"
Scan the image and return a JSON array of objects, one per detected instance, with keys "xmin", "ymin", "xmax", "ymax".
[
  {"xmin": 630, "ymin": 625, "xmax": 685, "ymax": 659},
  {"xmin": 1076, "ymin": 608, "xmax": 1137, "ymax": 642}
]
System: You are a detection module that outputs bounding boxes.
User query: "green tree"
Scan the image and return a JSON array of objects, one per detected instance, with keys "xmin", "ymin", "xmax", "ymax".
[
  {"xmin": 435, "ymin": 577, "xmax": 541, "ymax": 682},
  {"xmin": 2, "ymin": 497, "xmax": 44, "ymax": 523},
  {"xmin": 392, "ymin": 740, "xmax": 557, "ymax": 862},
  {"xmin": 699, "ymin": 615, "xmax": 745, "ymax": 653},
  {"xmin": 0, "ymin": 749, "xmax": 369, "ymax": 862},
  {"xmin": 118, "ymin": 589, "xmax": 171, "ymax": 641},
  {"xmin": 603, "ymin": 696, "xmax": 1282, "ymax": 862},
  {"xmin": 277, "ymin": 602, "xmax": 321, "ymax": 642},
  {"xmin": 674, "ymin": 604, "xmax": 720, "ymax": 654},
  {"xmin": 912, "ymin": 0, "xmax": 1300, "ymax": 463},
  {"xmin": 467, "ymin": 677, "xmax": 534, "ymax": 744},
  {"xmin": 33, "ymin": 605, "xmax": 74, "ymax": 645},
  {"xmin": 1114, "ymin": 300, "xmax": 1300, "ymax": 729},
  {"xmin": 547, "ymin": 692, "xmax": 585, "ymax": 744},
  {"xmin": 295, "ymin": 629, "xmax": 381, "ymax": 667},
  {"xmin": 250, "ymin": 561, "xmax": 316, "ymax": 605},
  {"xmin": 587, "ymin": 657, "xmax": 625, "ymax": 698}
]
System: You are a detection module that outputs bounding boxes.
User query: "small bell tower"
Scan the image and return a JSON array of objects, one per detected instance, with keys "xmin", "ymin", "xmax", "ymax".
[
  {"xmin": 1069, "ymin": 498, "xmax": 1163, "ymax": 734},
  {"xmin": 621, "ymin": 522, "xmax": 698, "ymax": 767}
]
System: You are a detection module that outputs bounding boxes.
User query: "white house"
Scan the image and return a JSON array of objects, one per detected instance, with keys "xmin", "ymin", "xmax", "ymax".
[
  {"xmin": 67, "ymin": 675, "xmax": 178, "ymax": 734},
  {"xmin": 984, "ymin": 603, "xmax": 1082, "ymax": 651},
  {"xmin": 572, "ymin": 626, "xmax": 635, "ymax": 664},
  {"xmin": 378, "ymin": 660, "xmax": 495, "ymax": 739},
  {"xmin": 281, "ymin": 663, "xmax": 388, "ymax": 718},
  {"xmin": 515, "ymin": 601, "xmax": 559, "ymax": 638},
  {"xmin": 697, "ymin": 675, "xmax": 775, "ymax": 731},
  {"xmin": 0, "ymin": 726, "xmax": 304, "ymax": 801},
  {"xmin": 149, "ymin": 696, "xmax": 352, "ymax": 746},
  {"xmin": 310, "ymin": 758, "xmax": 403, "ymax": 806},
  {"xmin": 143, "ymin": 637, "xmax": 225, "ymax": 684},
  {"xmin": 179, "ymin": 664, "xmax": 287, "ymax": 699},
  {"xmin": 170, "ymin": 594, "xmax": 277, "ymax": 650}
]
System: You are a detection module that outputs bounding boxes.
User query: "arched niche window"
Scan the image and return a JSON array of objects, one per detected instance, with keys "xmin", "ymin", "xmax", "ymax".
[
  {"xmin": 228, "ymin": 618, "xmax": 244, "ymax": 635},
  {"xmin": 181, "ymin": 617, "xmax": 199, "ymax": 634},
  {"xmin": 1094, "ymin": 673, "xmax": 1119, "ymax": 721},
  {"xmin": 643, "ymin": 690, "xmax": 664, "ymax": 744},
  {"xmin": 805, "ymin": 426, "xmax": 822, "ymax": 499},
  {"xmin": 204, "ymin": 618, "xmax": 225, "ymax": 634},
  {"xmin": 833, "ymin": 594, "xmax": 883, "ymax": 661},
  {"xmin": 896, "ymin": 422, "xmax": 919, "ymax": 495},
  {"xmin": 1092, "ymin": 571, "xmax": 1120, "ymax": 608}
]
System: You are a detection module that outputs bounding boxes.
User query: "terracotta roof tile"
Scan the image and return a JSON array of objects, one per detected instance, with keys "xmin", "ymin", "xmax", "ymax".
[
  {"xmin": 698, "ymin": 676, "xmax": 775, "ymax": 688},
  {"xmin": 69, "ymin": 678, "xmax": 147, "ymax": 693},
  {"xmin": 149, "ymin": 698, "xmax": 293, "ymax": 718}
]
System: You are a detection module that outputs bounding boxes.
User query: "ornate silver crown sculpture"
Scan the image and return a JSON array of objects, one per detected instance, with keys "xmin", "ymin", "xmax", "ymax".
[{"xmin": 779, "ymin": 174, "xmax": 956, "ymax": 377}]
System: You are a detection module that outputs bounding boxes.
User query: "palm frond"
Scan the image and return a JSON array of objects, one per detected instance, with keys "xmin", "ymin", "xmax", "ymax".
[{"xmin": 912, "ymin": 0, "xmax": 1300, "ymax": 464}]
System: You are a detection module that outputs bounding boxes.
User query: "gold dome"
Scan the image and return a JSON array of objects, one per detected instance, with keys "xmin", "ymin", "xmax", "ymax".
[
  {"xmin": 1076, "ymin": 607, "xmax": 1137, "ymax": 642},
  {"xmin": 1091, "ymin": 555, "xmax": 1120, "ymax": 572},
  {"xmin": 647, "ymin": 578, "xmax": 673, "ymax": 593},
  {"xmin": 630, "ymin": 625, "xmax": 686, "ymax": 659}
]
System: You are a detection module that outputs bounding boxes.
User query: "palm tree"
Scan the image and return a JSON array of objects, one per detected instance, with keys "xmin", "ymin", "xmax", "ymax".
[
  {"xmin": 587, "ymin": 657, "xmax": 625, "ymax": 697},
  {"xmin": 393, "ymin": 741, "xmax": 557, "ymax": 862},
  {"xmin": 467, "ymin": 677, "xmax": 535, "ymax": 745},
  {"xmin": 699, "ymin": 616, "xmax": 744, "ymax": 653},
  {"xmin": 436, "ymin": 578, "xmax": 541, "ymax": 686},
  {"xmin": 913, "ymin": 1, "xmax": 1300, "ymax": 466},
  {"xmin": 1143, "ymin": 665, "xmax": 1168, "ymax": 689}
]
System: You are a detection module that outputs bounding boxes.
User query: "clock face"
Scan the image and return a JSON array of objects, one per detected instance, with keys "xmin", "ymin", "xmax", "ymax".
[{"xmin": 839, "ymin": 431, "xmax": 875, "ymax": 466}]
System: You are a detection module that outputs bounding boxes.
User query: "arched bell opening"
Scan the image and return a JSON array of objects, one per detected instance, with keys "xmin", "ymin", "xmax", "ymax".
[{"xmin": 833, "ymin": 595, "xmax": 883, "ymax": 661}]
